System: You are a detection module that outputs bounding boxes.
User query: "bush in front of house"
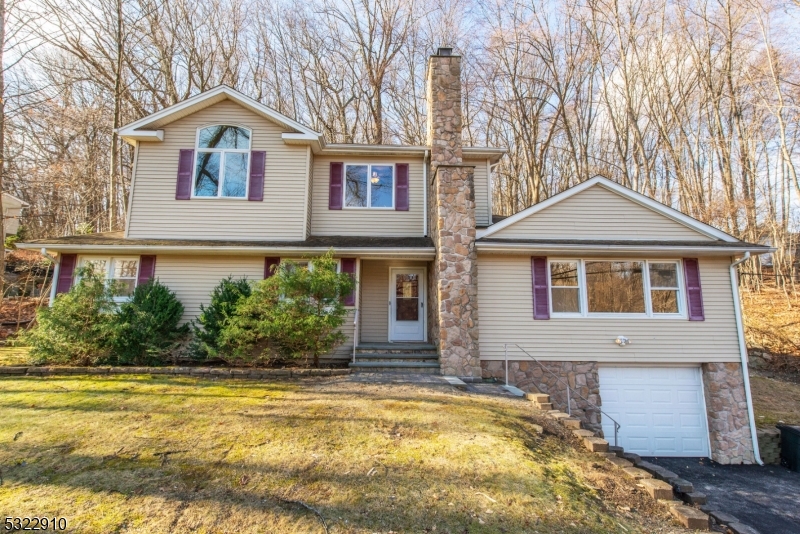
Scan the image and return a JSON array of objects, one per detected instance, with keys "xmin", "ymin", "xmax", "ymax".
[
  {"xmin": 217, "ymin": 251, "xmax": 355, "ymax": 367},
  {"xmin": 21, "ymin": 265, "xmax": 117, "ymax": 365},
  {"xmin": 108, "ymin": 279, "xmax": 188, "ymax": 365},
  {"xmin": 191, "ymin": 276, "xmax": 252, "ymax": 358}
]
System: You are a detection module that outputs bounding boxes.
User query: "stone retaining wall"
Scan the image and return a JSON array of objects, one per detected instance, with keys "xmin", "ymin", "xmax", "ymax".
[
  {"xmin": 702, "ymin": 362, "xmax": 756, "ymax": 464},
  {"xmin": 0, "ymin": 366, "xmax": 351, "ymax": 379},
  {"xmin": 481, "ymin": 360, "xmax": 602, "ymax": 434}
]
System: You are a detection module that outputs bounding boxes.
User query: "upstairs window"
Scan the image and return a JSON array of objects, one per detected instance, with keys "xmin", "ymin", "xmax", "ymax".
[
  {"xmin": 345, "ymin": 164, "xmax": 394, "ymax": 208},
  {"xmin": 193, "ymin": 125, "xmax": 251, "ymax": 198}
]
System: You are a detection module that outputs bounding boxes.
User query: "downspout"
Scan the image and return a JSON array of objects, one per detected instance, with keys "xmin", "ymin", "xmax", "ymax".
[
  {"xmin": 42, "ymin": 248, "xmax": 59, "ymax": 306},
  {"xmin": 423, "ymin": 150, "xmax": 428, "ymax": 236},
  {"xmin": 729, "ymin": 251, "xmax": 763, "ymax": 465}
]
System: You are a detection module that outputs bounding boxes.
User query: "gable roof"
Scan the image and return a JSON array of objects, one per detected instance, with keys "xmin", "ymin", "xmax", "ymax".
[
  {"xmin": 117, "ymin": 85, "xmax": 324, "ymax": 149},
  {"xmin": 477, "ymin": 176, "xmax": 739, "ymax": 243},
  {"xmin": 3, "ymin": 193, "xmax": 29, "ymax": 208}
]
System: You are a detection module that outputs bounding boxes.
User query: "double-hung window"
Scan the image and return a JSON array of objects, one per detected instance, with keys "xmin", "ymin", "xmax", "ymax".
[
  {"xmin": 344, "ymin": 164, "xmax": 394, "ymax": 208},
  {"xmin": 549, "ymin": 259, "xmax": 683, "ymax": 318},
  {"xmin": 193, "ymin": 125, "xmax": 251, "ymax": 198},
  {"xmin": 78, "ymin": 256, "xmax": 140, "ymax": 298}
]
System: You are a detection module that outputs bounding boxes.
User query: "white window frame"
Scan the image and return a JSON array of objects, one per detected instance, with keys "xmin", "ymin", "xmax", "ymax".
[
  {"xmin": 280, "ymin": 258, "xmax": 341, "ymax": 273},
  {"xmin": 76, "ymin": 255, "xmax": 141, "ymax": 302},
  {"xmin": 342, "ymin": 163, "xmax": 395, "ymax": 209},
  {"xmin": 548, "ymin": 258, "xmax": 685, "ymax": 319},
  {"xmin": 191, "ymin": 124, "xmax": 252, "ymax": 200}
]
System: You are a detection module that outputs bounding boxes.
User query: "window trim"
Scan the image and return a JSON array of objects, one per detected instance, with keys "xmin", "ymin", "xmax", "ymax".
[
  {"xmin": 190, "ymin": 124, "xmax": 252, "ymax": 200},
  {"xmin": 76, "ymin": 255, "xmax": 141, "ymax": 302},
  {"xmin": 342, "ymin": 163, "xmax": 395, "ymax": 210},
  {"xmin": 548, "ymin": 258, "xmax": 685, "ymax": 319}
]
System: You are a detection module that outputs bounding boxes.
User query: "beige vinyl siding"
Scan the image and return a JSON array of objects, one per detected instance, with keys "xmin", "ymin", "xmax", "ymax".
[
  {"xmin": 153, "ymin": 254, "xmax": 354, "ymax": 360},
  {"xmin": 490, "ymin": 184, "xmax": 714, "ymax": 241},
  {"xmin": 154, "ymin": 254, "xmax": 264, "ymax": 322},
  {"xmin": 467, "ymin": 158, "xmax": 490, "ymax": 227},
  {"xmin": 359, "ymin": 259, "xmax": 428, "ymax": 342},
  {"xmin": 311, "ymin": 156, "xmax": 424, "ymax": 236},
  {"xmin": 477, "ymin": 254, "xmax": 740, "ymax": 363},
  {"xmin": 128, "ymin": 99, "xmax": 309, "ymax": 240}
]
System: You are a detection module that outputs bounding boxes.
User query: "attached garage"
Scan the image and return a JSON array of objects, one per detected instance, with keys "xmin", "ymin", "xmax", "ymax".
[{"xmin": 599, "ymin": 366, "xmax": 710, "ymax": 457}]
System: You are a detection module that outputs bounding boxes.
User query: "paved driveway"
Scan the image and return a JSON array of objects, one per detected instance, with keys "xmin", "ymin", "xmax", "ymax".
[{"xmin": 650, "ymin": 457, "xmax": 800, "ymax": 534}]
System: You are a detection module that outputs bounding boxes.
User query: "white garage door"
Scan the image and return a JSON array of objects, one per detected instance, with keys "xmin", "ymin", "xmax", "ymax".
[{"xmin": 599, "ymin": 367, "xmax": 710, "ymax": 457}]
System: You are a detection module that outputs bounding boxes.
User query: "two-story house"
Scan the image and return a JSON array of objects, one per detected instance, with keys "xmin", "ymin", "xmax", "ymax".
[{"xmin": 21, "ymin": 48, "xmax": 771, "ymax": 465}]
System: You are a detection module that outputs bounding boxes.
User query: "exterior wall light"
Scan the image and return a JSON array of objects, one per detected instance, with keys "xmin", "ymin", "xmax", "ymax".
[{"xmin": 615, "ymin": 336, "xmax": 631, "ymax": 347}]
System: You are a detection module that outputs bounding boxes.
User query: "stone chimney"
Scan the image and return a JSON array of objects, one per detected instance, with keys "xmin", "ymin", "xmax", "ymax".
[{"xmin": 426, "ymin": 47, "xmax": 481, "ymax": 380}]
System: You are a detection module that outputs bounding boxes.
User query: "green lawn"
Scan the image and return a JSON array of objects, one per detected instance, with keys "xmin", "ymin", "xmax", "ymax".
[
  {"xmin": 0, "ymin": 376, "xmax": 681, "ymax": 533},
  {"xmin": 0, "ymin": 345, "xmax": 30, "ymax": 366}
]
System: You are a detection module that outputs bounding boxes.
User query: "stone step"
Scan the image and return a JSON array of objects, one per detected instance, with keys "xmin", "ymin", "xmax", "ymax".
[
  {"xmin": 621, "ymin": 467, "xmax": 653, "ymax": 480},
  {"xmin": 355, "ymin": 343, "xmax": 437, "ymax": 354},
  {"xmin": 534, "ymin": 402, "xmax": 553, "ymax": 411},
  {"xmin": 572, "ymin": 429, "xmax": 595, "ymax": 439},
  {"xmin": 525, "ymin": 392, "xmax": 550, "ymax": 403},
  {"xmin": 641, "ymin": 478, "xmax": 674, "ymax": 500},
  {"xmin": 348, "ymin": 361, "xmax": 441, "ymax": 374},
  {"xmin": 583, "ymin": 437, "xmax": 609, "ymax": 452},
  {"xmin": 560, "ymin": 417, "xmax": 582, "ymax": 429},
  {"xmin": 669, "ymin": 505, "xmax": 710, "ymax": 530},
  {"xmin": 354, "ymin": 353, "xmax": 439, "ymax": 363}
]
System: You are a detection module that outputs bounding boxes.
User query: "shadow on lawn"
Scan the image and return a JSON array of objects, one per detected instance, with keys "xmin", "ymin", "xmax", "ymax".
[{"xmin": 0, "ymin": 436, "xmax": 599, "ymax": 534}]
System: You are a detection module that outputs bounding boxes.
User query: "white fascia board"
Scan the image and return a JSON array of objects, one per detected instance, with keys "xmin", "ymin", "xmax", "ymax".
[
  {"xmin": 118, "ymin": 129, "xmax": 164, "ymax": 144},
  {"xmin": 463, "ymin": 146, "xmax": 507, "ymax": 163},
  {"xmin": 17, "ymin": 242, "xmax": 435, "ymax": 259},
  {"xmin": 282, "ymin": 132, "xmax": 325, "ymax": 153},
  {"xmin": 475, "ymin": 241, "xmax": 774, "ymax": 256},
  {"xmin": 320, "ymin": 144, "xmax": 428, "ymax": 157},
  {"xmin": 116, "ymin": 85, "xmax": 322, "ymax": 145},
  {"xmin": 478, "ymin": 176, "xmax": 740, "ymax": 242},
  {"xmin": 2, "ymin": 193, "xmax": 29, "ymax": 207}
]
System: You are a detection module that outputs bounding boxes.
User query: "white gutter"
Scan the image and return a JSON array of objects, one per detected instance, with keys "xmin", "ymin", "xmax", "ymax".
[
  {"xmin": 423, "ymin": 149, "xmax": 429, "ymax": 236},
  {"xmin": 476, "ymin": 242, "xmax": 774, "ymax": 255},
  {"xmin": 18, "ymin": 243, "xmax": 435, "ymax": 259},
  {"xmin": 729, "ymin": 251, "xmax": 763, "ymax": 465}
]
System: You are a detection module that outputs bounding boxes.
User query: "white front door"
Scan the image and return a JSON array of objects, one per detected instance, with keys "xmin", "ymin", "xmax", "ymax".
[
  {"xmin": 599, "ymin": 366, "xmax": 710, "ymax": 457},
  {"xmin": 389, "ymin": 268, "xmax": 426, "ymax": 341}
]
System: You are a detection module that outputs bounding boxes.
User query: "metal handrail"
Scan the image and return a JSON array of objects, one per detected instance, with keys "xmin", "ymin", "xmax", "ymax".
[
  {"xmin": 504, "ymin": 343, "xmax": 620, "ymax": 447},
  {"xmin": 352, "ymin": 309, "xmax": 359, "ymax": 363}
]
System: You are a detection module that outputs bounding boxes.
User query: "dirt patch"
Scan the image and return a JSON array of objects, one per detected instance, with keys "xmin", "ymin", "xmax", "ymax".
[{"xmin": 750, "ymin": 373, "xmax": 800, "ymax": 427}]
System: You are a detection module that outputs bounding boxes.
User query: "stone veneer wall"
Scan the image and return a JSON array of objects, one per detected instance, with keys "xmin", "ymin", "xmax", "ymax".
[
  {"xmin": 431, "ymin": 166, "xmax": 481, "ymax": 378},
  {"xmin": 481, "ymin": 360, "xmax": 602, "ymax": 434},
  {"xmin": 426, "ymin": 51, "xmax": 481, "ymax": 379},
  {"xmin": 702, "ymin": 362, "xmax": 756, "ymax": 464}
]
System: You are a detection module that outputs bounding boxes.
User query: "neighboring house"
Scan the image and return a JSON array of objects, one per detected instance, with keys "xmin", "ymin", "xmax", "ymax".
[
  {"xmin": 3, "ymin": 193, "xmax": 29, "ymax": 237},
  {"xmin": 19, "ymin": 48, "xmax": 772, "ymax": 465}
]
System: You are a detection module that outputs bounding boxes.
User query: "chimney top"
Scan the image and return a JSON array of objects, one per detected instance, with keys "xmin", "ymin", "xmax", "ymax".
[{"xmin": 435, "ymin": 47, "xmax": 454, "ymax": 56}]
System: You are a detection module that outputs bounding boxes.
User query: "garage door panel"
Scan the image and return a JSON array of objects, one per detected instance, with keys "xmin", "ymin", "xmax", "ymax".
[{"xmin": 599, "ymin": 366, "xmax": 709, "ymax": 457}]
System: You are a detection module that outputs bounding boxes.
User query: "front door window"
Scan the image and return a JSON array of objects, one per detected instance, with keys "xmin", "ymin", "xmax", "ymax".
[
  {"xmin": 395, "ymin": 274, "xmax": 419, "ymax": 321},
  {"xmin": 389, "ymin": 268, "xmax": 425, "ymax": 341}
]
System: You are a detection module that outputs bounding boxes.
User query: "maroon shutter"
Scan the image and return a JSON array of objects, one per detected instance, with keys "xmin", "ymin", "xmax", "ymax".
[
  {"xmin": 248, "ymin": 151, "xmax": 266, "ymax": 201},
  {"xmin": 329, "ymin": 162, "xmax": 343, "ymax": 210},
  {"xmin": 137, "ymin": 255, "xmax": 157, "ymax": 286},
  {"xmin": 683, "ymin": 258, "xmax": 705, "ymax": 321},
  {"xmin": 531, "ymin": 256, "xmax": 550, "ymax": 320},
  {"xmin": 56, "ymin": 253, "xmax": 78, "ymax": 295},
  {"xmin": 264, "ymin": 257, "xmax": 281, "ymax": 279},
  {"xmin": 395, "ymin": 163, "xmax": 409, "ymax": 211},
  {"xmin": 341, "ymin": 258, "xmax": 357, "ymax": 306},
  {"xmin": 175, "ymin": 149, "xmax": 194, "ymax": 200}
]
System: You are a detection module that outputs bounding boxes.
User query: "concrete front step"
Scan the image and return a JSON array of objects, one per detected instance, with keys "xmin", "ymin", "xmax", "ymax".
[
  {"xmin": 355, "ymin": 343, "xmax": 437, "ymax": 354},
  {"xmin": 348, "ymin": 361, "xmax": 441, "ymax": 374},
  {"xmin": 354, "ymin": 353, "xmax": 439, "ymax": 363}
]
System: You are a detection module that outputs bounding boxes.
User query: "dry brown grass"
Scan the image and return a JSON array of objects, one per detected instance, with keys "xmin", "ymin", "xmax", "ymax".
[
  {"xmin": 742, "ymin": 287, "xmax": 800, "ymax": 361},
  {"xmin": 750, "ymin": 374, "xmax": 800, "ymax": 428},
  {"xmin": 0, "ymin": 376, "xmax": 688, "ymax": 534}
]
